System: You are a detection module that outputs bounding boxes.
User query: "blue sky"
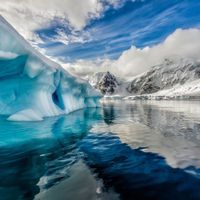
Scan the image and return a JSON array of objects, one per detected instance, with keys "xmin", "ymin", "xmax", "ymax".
[
  {"xmin": 1, "ymin": 0, "xmax": 200, "ymax": 77},
  {"xmin": 35, "ymin": 0, "xmax": 200, "ymax": 62}
]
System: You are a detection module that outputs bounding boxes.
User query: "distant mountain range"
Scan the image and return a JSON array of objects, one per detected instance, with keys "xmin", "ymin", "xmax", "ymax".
[{"xmin": 88, "ymin": 58, "xmax": 200, "ymax": 100}]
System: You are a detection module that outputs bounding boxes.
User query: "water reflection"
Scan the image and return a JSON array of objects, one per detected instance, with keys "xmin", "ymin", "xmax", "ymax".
[
  {"xmin": 0, "ymin": 101, "xmax": 200, "ymax": 199},
  {"xmin": 80, "ymin": 132, "xmax": 200, "ymax": 200},
  {"xmin": 99, "ymin": 101, "xmax": 200, "ymax": 169},
  {"xmin": 0, "ymin": 108, "xmax": 103, "ymax": 200},
  {"xmin": 103, "ymin": 104, "xmax": 115, "ymax": 125}
]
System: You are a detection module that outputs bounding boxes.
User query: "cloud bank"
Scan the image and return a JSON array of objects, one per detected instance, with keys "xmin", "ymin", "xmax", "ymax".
[
  {"xmin": 65, "ymin": 28, "xmax": 200, "ymax": 78},
  {"xmin": 0, "ymin": 0, "xmax": 123, "ymax": 43}
]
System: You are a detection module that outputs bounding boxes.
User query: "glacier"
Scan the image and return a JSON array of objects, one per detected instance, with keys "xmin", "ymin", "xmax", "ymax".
[{"xmin": 0, "ymin": 16, "xmax": 101, "ymax": 121}]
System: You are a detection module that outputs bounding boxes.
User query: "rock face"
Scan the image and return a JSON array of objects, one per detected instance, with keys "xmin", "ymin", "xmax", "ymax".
[
  {"xmin": 89, "ymin": 71, "xmax": 119, "ymax": 95},
  {"xmin": 127, "ymin": 76, "xmax": 161, "ymax": 94},
  {"xmin": 127, "ymin": 58, "xmax": 200, "ymax": 95}
]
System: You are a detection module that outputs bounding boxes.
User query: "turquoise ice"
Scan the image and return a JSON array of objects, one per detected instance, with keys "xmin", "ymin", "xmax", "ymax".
[{"xmin": 0, "ymin": 16, "xmax": 101, "ymax": 121}]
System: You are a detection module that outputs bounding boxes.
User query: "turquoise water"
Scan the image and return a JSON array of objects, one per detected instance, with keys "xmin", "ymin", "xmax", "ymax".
[{"xmin": 1, "ymin": 101, "xmax": 200, "ymax": 200}]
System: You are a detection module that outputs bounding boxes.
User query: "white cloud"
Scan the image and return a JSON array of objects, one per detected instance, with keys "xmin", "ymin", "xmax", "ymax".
[
  {"xmin": 105, "ymin": 0, "xmax": 137, "ymax": 9},
  {"xmin": 64, "ymin": 28, "xmax": 200, "ymax": 78},
  {"xmin": 0, "ymin": 0, "xmax": 103, "ymax": 43},
  {"xmin": 48, "ymin": 28, "xmax": 92, "ymax": 45},
  {"xmin": 0, "ymin": 0, "xmax": 130, "ymax": 44},
  {"xmin": 113, "ymin": 28, "xmax": 200, "ymax": 77},
  {"xmin": 62, "ymin": 58, "xmax": 113, "ymax": 78},
  {"xmin": 105, "ymin": 0, "xmax": 126, "ymax": 8}
]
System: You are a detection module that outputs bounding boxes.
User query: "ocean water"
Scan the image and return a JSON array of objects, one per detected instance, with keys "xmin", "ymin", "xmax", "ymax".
[{"xmin": 1, "ymin": 101, "xmax": 200, "ymax": 200}]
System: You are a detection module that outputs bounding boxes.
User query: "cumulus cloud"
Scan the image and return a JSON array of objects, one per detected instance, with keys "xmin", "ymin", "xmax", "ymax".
[
  {"xmin": 114, "ymin": 28, "xmax": 200, "ymax": 77},
  {"xmin": 65, "ymin": 28, "xmax": 200, "ymax": 78},
  {"xmin": 0, "ymin": 0, "xmax": 126, "ymax": 44},
  {"xmin": 62, "ymin": 58, "xmax": 113, "ymax": 77},
  {"xmin": 0, "ymin": 0, "xmax": 104, "ymax": 43}
]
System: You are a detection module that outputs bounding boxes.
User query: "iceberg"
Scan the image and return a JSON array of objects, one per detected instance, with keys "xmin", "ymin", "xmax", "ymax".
[
  {"xmin": 7, "ymin": 109, "xmax": 43, "ymax": 122},
  {"xmin": 0, "ymin": 16, "xmax": 101, "ymax": 121}
]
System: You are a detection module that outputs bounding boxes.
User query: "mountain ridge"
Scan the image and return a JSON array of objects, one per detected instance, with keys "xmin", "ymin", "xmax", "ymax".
[{"xmin": 89, "ymin": 57, "xmax": 200, "ymax": 100}]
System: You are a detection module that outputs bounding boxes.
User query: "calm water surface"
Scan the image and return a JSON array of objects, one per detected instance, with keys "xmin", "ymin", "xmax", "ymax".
[{"xmin": 1, "ymin": 101, "xmax": 200, "ymax": 200}]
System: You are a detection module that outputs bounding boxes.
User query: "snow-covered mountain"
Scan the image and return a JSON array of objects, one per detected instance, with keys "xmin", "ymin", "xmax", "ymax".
[
  {"xmin": 89, "ymin": 71, "xmax": 119, "ymax": 94},
  {"xmin": 88, "ymin": 71, "xmax": 130, "ymax": 97},
  {"xmin": 90, "ymin": 58, "xmax": 200, "ymax": 100},
  {"xmin": 0, "ymin": 15, "xmax": 101, "ymax": 121},
  {"xmin": 126, "ymin": 58, "xmax": 200, "ymax": 99}
]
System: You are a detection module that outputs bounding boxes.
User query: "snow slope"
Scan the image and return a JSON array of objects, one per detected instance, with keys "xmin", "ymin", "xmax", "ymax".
[
  {"xmin": 126, "ymin": 58, "xmax": 200, "ymax": 99},
  {"xmin": 93, "ymin": 58, "xmax": 200, "ymax": 100},
  {"xmin": 0, "ymin": 15, "xmax": 101, "ymax": 121}
]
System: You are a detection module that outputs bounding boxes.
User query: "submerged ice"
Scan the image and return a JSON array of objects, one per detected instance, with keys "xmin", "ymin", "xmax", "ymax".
[{"xmin": 0, "ymin": 16, "xmax": 101, "ymax": 121}]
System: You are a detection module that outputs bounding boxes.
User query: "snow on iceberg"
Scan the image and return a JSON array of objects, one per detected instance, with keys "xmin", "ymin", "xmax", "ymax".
[
  {"xmin": 7, "ymin": 109, "xmax": 43, "ymax": 122},
  {"xmin": 0, "ymin": 15, "xmax": 101, "ymax": 121}
]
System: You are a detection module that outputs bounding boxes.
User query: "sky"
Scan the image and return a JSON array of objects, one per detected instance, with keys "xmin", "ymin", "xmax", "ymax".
[{"xmin": 0, "ymin": 0, "xmax": 200, "ymax": 78}]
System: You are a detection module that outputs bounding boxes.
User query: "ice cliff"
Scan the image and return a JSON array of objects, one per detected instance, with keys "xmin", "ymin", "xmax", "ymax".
[{"xmin": 0, "ymin": 16, "xmax": 101, "ymax": 121}]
